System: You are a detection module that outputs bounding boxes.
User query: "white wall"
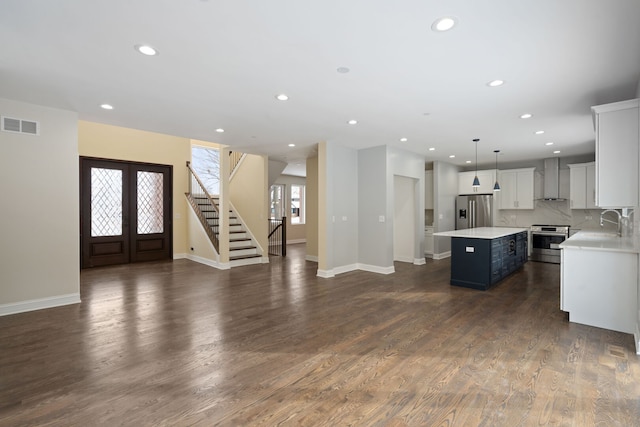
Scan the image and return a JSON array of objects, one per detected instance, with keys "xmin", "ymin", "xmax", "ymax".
[
  {"xmin": 393, "ymin": 176, "xmax": 416, "ymax": 262},
  {"xmin": 433, "ymin": 161, "xmax": 459, "ymax": 256},
  {"xmin": 0, "ymin": 98, "xmax": 80, "ymax": 315},
  {"xmin": 320, "ymin": 144, "xmax": 425, "ymax": 276},
  {"xmin": 318, "ymin": 142, "xmax": 358, "ymax": 276},
  {"xmin": 358, "ymin": 146, "xmax": 389, "ymax": 269},
  {"xmin": 388, "ymin": 147, "xmax": 426, "ymax": 263}
]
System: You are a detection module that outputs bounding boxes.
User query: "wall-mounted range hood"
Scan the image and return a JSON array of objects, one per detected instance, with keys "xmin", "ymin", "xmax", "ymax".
[{"xmin": 541, "ymin": 158, "xmax": 566, "ymax": 201}]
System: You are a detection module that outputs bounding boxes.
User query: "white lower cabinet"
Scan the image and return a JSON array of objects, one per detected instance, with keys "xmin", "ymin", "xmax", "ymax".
[
  {"xmin": 424, "ymin": 226, "xmax": 434, "ymax": 257},
  {"xmin": 561, "ymin": 248, "xmax": 637, "ymax": 334}
]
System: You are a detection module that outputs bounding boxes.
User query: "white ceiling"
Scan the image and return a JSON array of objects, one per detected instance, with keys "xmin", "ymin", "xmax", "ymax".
[{"xmin": 2, "ymin": 1, "xmax": 640, "ymax": 177}]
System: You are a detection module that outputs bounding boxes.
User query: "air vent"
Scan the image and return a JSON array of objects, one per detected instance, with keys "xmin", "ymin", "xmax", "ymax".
[{"xmin": 2, "ymin": 116, "xmax": 40, "ymax": 135}]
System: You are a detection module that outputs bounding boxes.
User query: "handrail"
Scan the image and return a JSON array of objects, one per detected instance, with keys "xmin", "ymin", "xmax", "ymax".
[
  {"xmin": 268, "ymin": 216, "xmax": 286, "ymax": 256},
  {"xmin": 186, "ymin": 161, "xmax": 220, "ymax": 253},
  {"xmin": 186, "ymin": 161, "xmax": 220, "ymax": 216}
]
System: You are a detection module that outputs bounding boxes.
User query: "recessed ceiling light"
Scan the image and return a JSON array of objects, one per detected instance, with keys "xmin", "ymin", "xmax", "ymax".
[
  {"xmin": 276, "ymin": 94, "xmax": 289, "ymax": 101},
  {"xmin": 348, "ymin": 119, "xmax": 358, "ymax": 125},
  {"xmin": 520, "ymin": 113, "xmax": 533, "ymax": 119},
  {"xmin": 100, "ymin": 104, "xmax": 113, "ymax": 110},
  {"xmin": 288, "ymin": 143, "xmax": 296, "ymax": 147},
  {"xmin": 535, "ymin": 130, "xmax": 545, "ymax": 135},
  {"xmin": 337, "ymin": 67, "xmax": 350, "ymax": 74},
  {"xmin": 487, "ymin": 80, "xmax": 504, "ymax": 87},
  {"xmin": 428, "ymin": 147, "xmax": 435, "ymax": 151},
  {"xmin": 553, "ymin": 150, "xmax": 561, "ymax": 154},
  {"xmin": 449, "ymin": 155, "xmax": 455, "ymax": 158},
  {"xmin": 215, "ymin": 128, "xmax": 224, "ymax": 133},
  {"xmin": 545, "ymin": 142, "xmax": 554, "ymax": 146},
  {"xmin": 466, "ymin": 160, "xmax": 472, "ymax": 164},
  {"xmin": 135, "ymin": 44, "xmax": 158, "ymax": 56},
  {"xmin": 400, "ymin": 137, "xmax": 408, "ymax": 142},
  {"xmin": 431, "ymin": 16, "xmax": 457, "ymax": 32}
]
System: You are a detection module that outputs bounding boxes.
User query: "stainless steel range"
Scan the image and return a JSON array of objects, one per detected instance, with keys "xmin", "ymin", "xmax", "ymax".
[{"xmin": 530, "ymin": 224, "xmax": 570, "ymax": 264}]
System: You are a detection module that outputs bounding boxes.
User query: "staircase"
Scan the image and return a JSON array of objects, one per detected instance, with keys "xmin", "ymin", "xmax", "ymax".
[
  {"xmin": 186, "ymin": 160, "xmax": 263, "ymax": 268},
  {"xmin": 191, "ymin": 196, "xmax": 262, "ymax": 266}
]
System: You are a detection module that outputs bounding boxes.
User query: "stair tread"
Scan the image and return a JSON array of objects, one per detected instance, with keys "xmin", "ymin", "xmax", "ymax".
[
  {"xmin": 230, "ymin": 245, "xmax": 257, "ymax": 251},
  {"xmin": 229, "ymin": 254, "xmax": 262, "ymax": 260}
]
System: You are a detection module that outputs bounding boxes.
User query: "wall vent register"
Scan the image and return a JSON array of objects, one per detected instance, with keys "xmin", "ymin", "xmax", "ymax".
[{"xmin": 1, "ymin": 116, "xmax": 39, "ymax": 135}]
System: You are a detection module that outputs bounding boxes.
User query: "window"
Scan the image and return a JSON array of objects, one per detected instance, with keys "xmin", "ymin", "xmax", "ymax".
[
  {"xmin": 291, "ymin": 184, "xmax": 305, "ymax": 224},
  {"xmin": 191, "ymin": 146, "xmax": 220, "ymax": 195},
  {"xmin": 270, "ymin": 184, "xmax": 285, "ymax": 219}
]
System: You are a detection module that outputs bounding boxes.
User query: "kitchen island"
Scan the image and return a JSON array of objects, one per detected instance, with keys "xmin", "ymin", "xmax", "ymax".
[{"xmin": 434, "ymin": 227, "xmax": 529, "ymax": 290}]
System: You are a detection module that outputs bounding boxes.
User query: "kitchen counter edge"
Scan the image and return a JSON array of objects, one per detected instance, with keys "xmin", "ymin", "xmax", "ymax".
[
  {"xmin": 559, "ymin": 231, "xmax": 640, "ymax": 253},
  {"xmin": 433, "ymin": 227, "xmax": 529, "ymax": 240}
]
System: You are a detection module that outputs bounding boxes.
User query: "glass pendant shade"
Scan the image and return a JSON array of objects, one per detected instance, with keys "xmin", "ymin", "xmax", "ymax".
[
  {"xmin": 472, "ymin": 138, "xmax": 480, "ymax": 187},
  {"xmin": 493, "ymin": 181, "xmax": 501, "ymax": 191}
]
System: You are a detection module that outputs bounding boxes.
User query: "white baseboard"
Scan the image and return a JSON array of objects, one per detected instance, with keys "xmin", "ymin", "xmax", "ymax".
[
  {"xmin": 635, "ymin": 322, "xmax": 640, "ymax": 355},
  {"xmin": 316, "ymin": 269, "xmax": 334, "ymax": 278},
  {"xmin": 334, "ymin": 263, "xmax": 359, "ymax": 275},
  {"xmin": 358, "ymin": 263, "xmax": 395, "ymax": 275},
  {"xmin": 305, "ymin": 255, "xmax": 318, "ymax": 262},
  {"xmin": 287, "ymin": 239, "xmax": 306, "ymax": 244},
  {"xmin": 0, "ymin": 293, "xmax": 81, "ymax": 316},
  {"xmin": 394, "ymin": 256, "xmax": 414, "ymax": 263},
  {"xmin": 186, "ymin": 254, "xmax": 231, "ymax": 270},
  {"xmin": 317, "ymin": 263, "xmax": 395, "ymax": 278},
  {"xmin": 414, "ymin": 258, "xmax": 426, "ymax": 265},
  {"xmin": 433, "ymin": 251, "xmax": 451, "ymax": 260},
  {"xmin": 173, "ymin": 253, "xmax": 187, "ymax": 260}
]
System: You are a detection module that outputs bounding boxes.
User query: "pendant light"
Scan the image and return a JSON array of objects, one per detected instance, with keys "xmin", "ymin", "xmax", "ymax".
[
  {"xmin": 472, "ymin": 138, "xmax": 480, "ymax": 188},
  {"xmin": 493, "ymin": 150, "xmax": 501, "ymax": 191}
]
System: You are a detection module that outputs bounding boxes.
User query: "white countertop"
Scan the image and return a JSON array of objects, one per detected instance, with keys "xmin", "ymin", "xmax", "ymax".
[
  {"xmin": 433, "ymin": 227, "xmax": 529, "ymax": 239},
  {"xmin": 559, "ymin": 230, "xmax": 640, "ymax": 253}
]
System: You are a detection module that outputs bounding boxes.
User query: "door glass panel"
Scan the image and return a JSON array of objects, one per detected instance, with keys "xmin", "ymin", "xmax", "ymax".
[
  {"xmin": 137, "ymin": 171, "xmax": 164, "ymax": 234},
  {"xmin": 91, "ymin": 167, "xmax": 123, "ymax": 237}
]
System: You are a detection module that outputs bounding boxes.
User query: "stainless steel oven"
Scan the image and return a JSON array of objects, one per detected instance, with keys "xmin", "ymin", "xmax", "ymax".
[{"xmin": 530, "ymin": 225, "xmax": 569, "ymax": 264}]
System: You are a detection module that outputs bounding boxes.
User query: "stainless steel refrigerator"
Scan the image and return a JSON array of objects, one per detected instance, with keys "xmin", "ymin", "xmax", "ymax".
[{"xmin": 456, "ymin": 194, "xmax": 493, "ymax": 229}]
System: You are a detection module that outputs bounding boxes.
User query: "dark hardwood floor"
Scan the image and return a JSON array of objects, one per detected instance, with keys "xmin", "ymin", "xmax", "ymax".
[{"xmin": 1, "ymin": 245, "xmax": 639, "ymax": 426}]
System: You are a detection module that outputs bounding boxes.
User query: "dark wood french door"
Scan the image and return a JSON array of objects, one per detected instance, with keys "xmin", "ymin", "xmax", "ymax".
[{"xmin": 80, "ymin": 157, "xmax": 172, "ymax": 268}]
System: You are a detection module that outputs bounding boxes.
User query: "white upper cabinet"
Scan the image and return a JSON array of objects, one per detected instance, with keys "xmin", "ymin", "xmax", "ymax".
[
  {"xmin": 568, "ymin": 162, "xmax": 596, "ymax": 209},
  {"xmin": 592, "ymin": 99, "xmax": 639, "ymax": 208},
  {"xmin": 425, "ymin": 170, "xmax": 434, "ymax": 209},
  {"xmin": 497, "ymin": 168, "xmax": 535, "ymax": 209},
  {"xmin": 458, "ymin": 170, "xmax": 496, "ymax": 195}
]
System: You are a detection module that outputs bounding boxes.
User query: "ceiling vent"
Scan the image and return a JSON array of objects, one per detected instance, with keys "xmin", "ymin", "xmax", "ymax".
[{"xmin": 1, "ymin": 116, "xmax": 39, "ymax": 135}]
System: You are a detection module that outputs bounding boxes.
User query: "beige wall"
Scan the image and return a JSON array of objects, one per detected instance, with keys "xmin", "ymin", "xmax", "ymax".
[
  {"xmin": 306, "ymin": 156, "xmax": 319, "ymax": 259},
  {"xmin": 78, "ymin": 121, "xmax": 191, "ymax": 256},
  {"xmin": 0, "ymin": 98, "xmax": 80, "ymax": 312},
  {"xmin": 229, "ymin": 153, "xmax": 268, "ymax": 253}
]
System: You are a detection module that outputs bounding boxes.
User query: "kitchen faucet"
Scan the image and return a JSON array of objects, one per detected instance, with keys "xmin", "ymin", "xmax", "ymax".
[{"xmin": 600, "ymin": 209, "xmax": 622, "ymax": 236}]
